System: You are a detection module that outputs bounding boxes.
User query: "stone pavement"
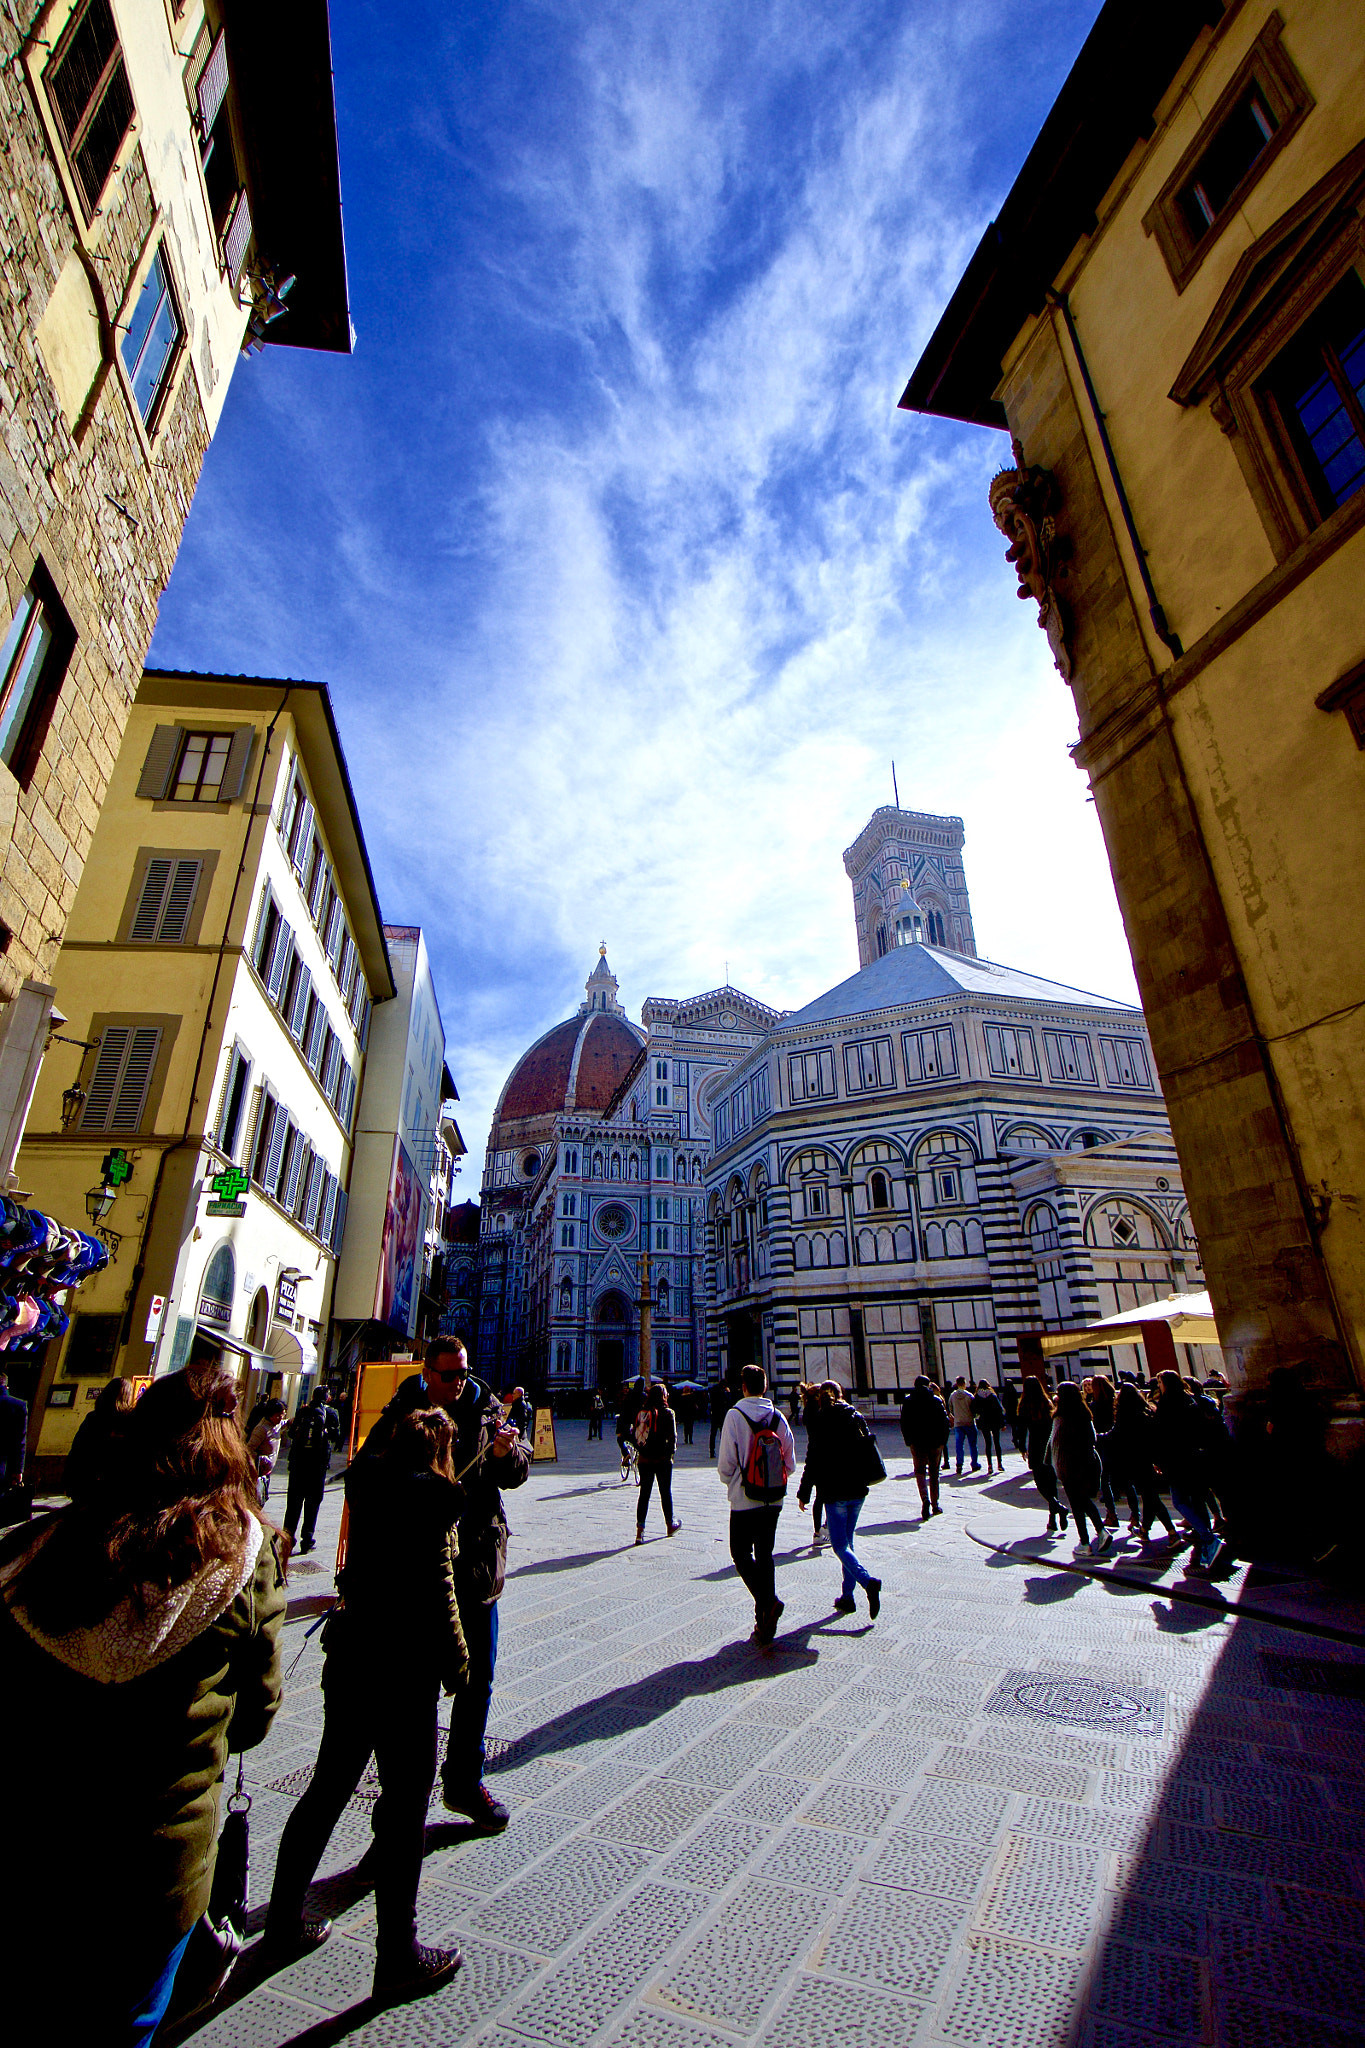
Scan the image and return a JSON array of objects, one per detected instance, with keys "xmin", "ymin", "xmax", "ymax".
[{"xmin": 173, "ymin": 1422, "xmax": 1365, "ymax": 2048}]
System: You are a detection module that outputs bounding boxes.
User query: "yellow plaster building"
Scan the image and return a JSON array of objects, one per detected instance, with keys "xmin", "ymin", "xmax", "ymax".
[
  {"xmin": 18, "ymin": 670, "xmax": 393, "ymax": 1475},
  {"xmin": 903, "ymin": 0, "xmax": 1365, "ymax": 1427}
]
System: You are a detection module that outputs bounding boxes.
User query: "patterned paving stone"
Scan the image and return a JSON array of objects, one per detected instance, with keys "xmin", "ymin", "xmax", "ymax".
[
  {"xmin": 654, "ymin": 1879, "xmax": 832, "ymax": 2030},
  {"xmin": 1213, "ymin": 1921, "xmax": 1365, "ymax": 2021},
  {"xmin": 936, "ymin": 1934, "xmax": 1084, "ymax": 2047},
  {"xmin": 467, "ymin": 1838, "xmax": 655, "ymax": 1952},
  {"xmin": 802, "ymin": 1781, "xmax": 900, "ymax": 1834},
  {"xmin": 898, "ymin": 1779, "xmax": 1012, "ymax": 1839},
  {"xmin": 725, "ymin": 1775, "xmax": 811, "ymax": 1823},
  {"xmin": 834, "ymin": 1733, "xmax": 936, "ymax": 1787},
  {"xmin": 1012, "ymin": 1796, "xmax": 1150, "ymax": 1854},
  {"xmin": 661, "ymin": 1816, "xmax": 773, "ymax": 1890},
  {"xmin": 931, "ymin": 1745, "xmax": 1090, "ymax": 1802},
  {"xmin": 497, "ymin": 1884, "xmax": 707, "ymax": 2046},
  {"xmin": 591, "ymin": 1777, "xmax": 720, "ymax": 1851},
  {"xmin": 1084, "ymin": 1939, "xmax": 1205, "ymax": 2040},
  {"xmin": 756, "ymin": 1823, "xmax": 866, "ymax": 1891},
  {"xmin": 660, "ymin": 1724, "xmax": 783, "ymax": 1788},
  {"xmin": 267, "ymin": 1931, "xmax": 377, "ymax": 2011},
  {"xmin": 771, "ymin": 1727, "xmax": 860, "ymax": 1779},
  {"xmin": 974, "ymin": 1834, "xmax": 1105, "ymax": 1954},
  {"xmin": 610, "ymin": 2011, "xmax": 739, "ymax": 2048},
  {"xmin": 435, "ymin": 1806, "xmax": 580, "ymax": 1890},
  {"xmin": 759, "ymin": 1971, "xmax": 924, "ymax": 2048},
  {"xmin": 179, "ymin": 1991, "xmax": 332, "ymax": 2047},
  {"xmin": 813, "ymin": 1880, "xmax": 962, "ymax": 2000},
  {"xmin": 866, "ymin": 1827, "xmax": 995, "ymax": 1902},
  {"xmin": 1210, "ymin": 1996, "xmax": 1365, "ymax": 2048}
]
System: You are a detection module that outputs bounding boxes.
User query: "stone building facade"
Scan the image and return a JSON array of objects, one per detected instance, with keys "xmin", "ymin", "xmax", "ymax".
[
  {"xmin": 0, "ymin": 1, "xmax": 348, "ymax": 1168},
  {"xmin": 478, "ymin": 950, "xmax": 780, "ymax": 1389},
  {"xmin": 902, "ymin": 0, "xmax": 1364, "ymax": 1422}
]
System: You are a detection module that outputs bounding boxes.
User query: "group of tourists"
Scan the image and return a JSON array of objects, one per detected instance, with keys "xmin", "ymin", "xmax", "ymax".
[
  {"xmin": 1018, "ymin": 1367, "xmax": 1229, "ymax": 1569},
  {"xmin": 0, "ymin": 1335, "xmax": 530, "ymax": 2041}
]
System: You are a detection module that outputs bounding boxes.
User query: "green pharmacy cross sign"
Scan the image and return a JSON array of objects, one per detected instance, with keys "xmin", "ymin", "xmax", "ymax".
[
  {"xmin": 206, "ymin": 1165, "xmax": 250, "ymax": 1218},
  {"xmin": 100, "ymin": 1149, "xmax": 133, "ymax": 1187}
]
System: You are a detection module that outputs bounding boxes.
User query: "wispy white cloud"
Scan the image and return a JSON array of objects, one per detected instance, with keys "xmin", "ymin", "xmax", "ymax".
[{"xmin": 154, "ymin": 0, "xmax": 1129, "ymax": 1182}]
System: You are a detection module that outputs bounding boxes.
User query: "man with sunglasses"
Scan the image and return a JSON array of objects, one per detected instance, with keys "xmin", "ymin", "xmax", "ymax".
[{"xmin": 363, "ymin": 1338, "xmax": 529, "ymax": 1829}]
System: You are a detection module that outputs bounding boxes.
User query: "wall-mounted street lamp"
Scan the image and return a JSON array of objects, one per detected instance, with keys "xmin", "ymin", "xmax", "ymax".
[
  {"xmin": 51, "ymin": 1032, "xmax": 102, "ymax": 1131},
  {"xmin": 85, "ymin": 1184, "xmax": 117, "ymax": 1225}
]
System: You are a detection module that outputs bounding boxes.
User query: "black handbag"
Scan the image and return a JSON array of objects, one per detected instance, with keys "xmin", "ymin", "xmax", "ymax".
[
  {"xmin": 858, "ymin": 1416, "xmax": 889, "ymax": 1486},
  {"xmin": 165, "ymin": 1757, "xmax": 251, "ymax": 2023}
]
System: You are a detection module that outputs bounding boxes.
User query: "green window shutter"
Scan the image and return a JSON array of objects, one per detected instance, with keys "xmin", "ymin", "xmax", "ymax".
[
  {"xmin": 219, "ymin": 726, "xmax": 256, "ymax": 802},
  {"xmin": 136, "ymin": 726, "xmax": 181, "ymax": 800}
]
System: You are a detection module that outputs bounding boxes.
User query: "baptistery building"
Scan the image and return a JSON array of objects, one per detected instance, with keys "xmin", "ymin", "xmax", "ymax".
[{"xmin": 480, "ymin": 806, "xmax": 1212, "ymax": 1395}]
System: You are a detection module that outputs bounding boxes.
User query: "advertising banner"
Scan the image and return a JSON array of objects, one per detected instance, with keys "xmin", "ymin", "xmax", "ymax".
[{"xmin": 375, "ymin": 1136, "xmax": 423, "ymax": 1335}]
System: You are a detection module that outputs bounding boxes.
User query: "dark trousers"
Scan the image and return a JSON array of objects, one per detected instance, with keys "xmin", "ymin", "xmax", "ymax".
[
  {"xmin": 729, "ymin": 1506, "xmax": 781, "ymax": 1617},
  {"xmin": 1063, "ymin": 1482, "xmax": 1105, "ymax": 1544},
  {"xmin": 268, "ymin": 1657, "xmax": 438, "ymax": 1962},
  {"xmin": 284, "ymin": 1454, "xmax": 328, "ymax": 1546},
  {"xmin": 1030, "ymin": 1458, "xmax": 1061, "ymax": 1518},
  {"xmin": 980, "ymin": 1425, "xmax": 1003, "ymax": 1468},
  {"xmin": 588, "ymin": 1416, "xmax": 602, "ymax": 1439},
  {"xmin": 442, "ymin": 1594, "xmax": 499, "ymax": 1790},
  {"xmin": 638, "ymin": 1461, "xmax": 674, "ymax": 1529},
  {"xmin": 913, "ymin": 1445, "xmax": 942, "ymax": 1512}
]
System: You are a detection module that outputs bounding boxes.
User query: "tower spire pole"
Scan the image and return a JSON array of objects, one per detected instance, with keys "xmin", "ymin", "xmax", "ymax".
[{"xmin": 892, "ymin": 760, "xmax": 900, "ymax": 809}]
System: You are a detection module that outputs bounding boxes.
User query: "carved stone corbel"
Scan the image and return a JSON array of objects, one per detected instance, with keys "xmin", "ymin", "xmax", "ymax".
[{"xmin": 988, "ymin": 436, "xmax": 1073, "ymax": 680}]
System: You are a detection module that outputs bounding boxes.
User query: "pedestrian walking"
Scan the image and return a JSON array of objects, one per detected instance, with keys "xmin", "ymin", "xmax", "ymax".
[
  {"xmin": 798, "ymin": 1383, "xmax": 827, "ymax": 1542},
  {"xmin": 265, "ymin": 1407, "xmax": 468, "ymax": 2002},
  {"xmin": 1084, "ymin": 1375, "xmax": 1121, "ymax": 1526},
  {"xmin": 0, "ymin": 1360, "xmax": 285, "ymax": 2045},
  {"xmin": 1001, "ymin": 1377, "xmax": 1023, "ymax": 1453},
  {"xmin": 363, "ymin": 1338, "xmax": 530, "ymax": 1829},
  {"xmin": 948, "ymin": 1376, "xmax": 979, "ymax": 1475},
  {"xmin": 679, "ymin": 1390, "xmax": 695, "ymax": 1446},
  {"xmin": 634, "ymin": 1382, "xmax": 681, "ymax": 1541},
  {"xmin": 900, "ymin": 1375, "xmax": 949, "ymax": 1518},
  {"xmin": 797, "ymin": 1381, "xmax": 883, "ymax": 1618},
  {"xmin": 504, "ymin": 1386, "xmax": 532, "ymax": 1437},
  {"xmin": 63, "ymin": 1373, "xmax": 134, "ymax": 1504},
  {"xmin": 248, "ymin": 1398, "xmax": 287, "ymax": 1506},
  {"xmin": 283, "ymin": 1388, "xmax": 333, "ymax": 1553},
  {"xmin": 617, "ymin": 1376, "xmax": 645, "ymax": 1461},
  {"xmin": 1100, "ymin": 1382, "xmax": 1176, "ymax": 1539},
  {"xmin": 1150, "ymin": 1370, "xmax": 1226, "ymax": 1572},
  {"xmin": 974, "ymin": 1382, "xmax": 1006, "ymax": 1473},
  {"xmin": 587, "ymin": 1391, "xmax": 605, "ymax": 1441},
  {"xmin": 1051, "ymin": 1381, "xmax": 1110, "ymax": 1554},
  {"xmin": 716, "ymin": 1364, "xmax": 796, "ymax": 1645},
  {"xmin": 1018, "ymin": 1375, "xmax": 1067, "ymax": 1534},
  {"xmin": 709, "ymin": 1372, "xmax": 737, "ymax": 1457}
]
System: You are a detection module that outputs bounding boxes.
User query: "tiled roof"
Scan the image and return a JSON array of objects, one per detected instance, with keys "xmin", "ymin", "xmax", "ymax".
[
  {"xmin": 781, "ymin": 945, "xmax": 1137, "ymax": 1029},
  {"xmin": 496, "ymin": 1011, "xmax": 644, "ymax": 1123}
]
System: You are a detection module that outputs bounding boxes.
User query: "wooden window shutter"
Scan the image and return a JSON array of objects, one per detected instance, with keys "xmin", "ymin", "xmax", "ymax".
[
  {"xmin": 195, "ymin": 28, "xmax": 229, "ymax": 136},
  {"xmin": 290, "ymin": 796, "xmax": 315, "ymax": 874},
  {"xmin": 218, "ymin": 726, "xmax": 255, "ymax": 802},
  {"xmin": 263, "ymin": 1104, "xmax": 289, "ymax": 1192},
  {"xmin": 250, "ymin": 1086, "xmax": 277, "ymax": 1181},
  {"xmin": 223, "ymin": 188, "xmax": 252, "ymax": 282},
  {"xmin": 282, "ymin": 1131, "xmax": 306, "ymax": 1213},
  {"xmin": 319, "ymin": 1173, "xmax": 338, "ymax": 1245},
  {"xmin": 136, "ymin": 726, "xmax": 181, "ymax": 800},
  {"xmin": 109, "ymin": 1027, "xmax": 161, "ymax": 1131},
  {"xmin": 80, "ymin": 1027, "xmax": 129, "ymax": 1129},
  {"xmin": 330, "ymin": 1185, "xmax": 349, "ymax": 1254},
  {"xmin": 130, "ymin": 858, "xmax": 172, "ymax": 940},
  {"xmin": 266, "ymin": 921, "xmax": 293, "ymax": 1002},
  {"xmin": 157, "ymin": 858, "xmax": 202, "ymax": 943},
  {"xmin": 287, "ymin": 961, "xmax": 312, "ymax": 1039}
]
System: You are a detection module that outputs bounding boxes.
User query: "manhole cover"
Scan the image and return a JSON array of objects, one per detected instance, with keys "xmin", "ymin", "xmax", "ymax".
[{"xmin": 985, "ymin": 1668, "xmax": 1165, "ymax": 1736}]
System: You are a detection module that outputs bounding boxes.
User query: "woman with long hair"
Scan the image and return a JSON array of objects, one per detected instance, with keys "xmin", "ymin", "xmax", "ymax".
[
  {"xmin": 1101, "ymin": 1382, "xmax": 1176, "ymax": 1540},
  {"xmin": 899, "ymin": 1375, "xmax": 950, "ymax": 1519},
  {"xmin": 797, "ymin": 1382, "xmax": 883, "ymax": 1618},
  {"xmin": 265, "ymin": 1407, "xmax": 468, "ymax": 2000},
  {"xmin": 63, "ymin": 1370, "xmax": 135, "ymax": 1504},
  {"xmin": 633, "ymin": 1380, "xmax": 681, "ymax": 1542},
  {"xmin": 0, "ymin": 1361, "xmax": 285, "ymax": 2045},
  {"xmin": 1052, "ymin": 1380, "xmax": 1110, "ymax": 1554},
  {"xmin": 798, "ymin": 1382, "xmax": 828, "ymax": 1541},
  {"xmin": 1018, "ymin": 1375, "xmax": 1067, "ymax": 1535}
]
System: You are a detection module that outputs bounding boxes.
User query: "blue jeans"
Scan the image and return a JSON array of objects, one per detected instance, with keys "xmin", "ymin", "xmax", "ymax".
[
  {"xmin": 954, "ymin": 1424, "xmax": 978, "ymax": 1472},
  {"xmin": 443, "ymin": 1596, "xmax": 499, "ymax": 1788},
  {"xmin": 127, "ymin": 1928, "xmax": 194, "ymax": 2047},
  {"xmin": 826, "ymin": 1497, "xmax": 875, "ymax": 1601}
]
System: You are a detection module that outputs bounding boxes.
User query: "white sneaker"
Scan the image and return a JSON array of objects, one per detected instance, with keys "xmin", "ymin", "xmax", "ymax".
[{"xmin": 1090, "ymin": 1530, "xmax": 1113, "ymax": 1556}]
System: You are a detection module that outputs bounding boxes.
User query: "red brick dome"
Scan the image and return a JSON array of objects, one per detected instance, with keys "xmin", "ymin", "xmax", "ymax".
[{"xmin": 495, "ymin": 1009, "xmax": 644, "ymax": 1123}]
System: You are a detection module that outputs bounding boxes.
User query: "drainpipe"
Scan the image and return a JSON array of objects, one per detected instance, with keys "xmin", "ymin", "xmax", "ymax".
[{"xmin": 1046, "ymin": 288, "xmax": 1183, "ymax": 662}]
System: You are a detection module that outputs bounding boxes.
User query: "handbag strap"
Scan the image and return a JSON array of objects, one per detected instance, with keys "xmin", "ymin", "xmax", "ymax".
[{"xmin": 226, "ymin": 1752, "xmax": 251, "ymax": 1817}]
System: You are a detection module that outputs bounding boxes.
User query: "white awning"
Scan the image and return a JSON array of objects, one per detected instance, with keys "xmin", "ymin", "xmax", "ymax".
[{"xmin": 1037, "ymin": 1290, "xmax": 1220, "ymax": 1360}]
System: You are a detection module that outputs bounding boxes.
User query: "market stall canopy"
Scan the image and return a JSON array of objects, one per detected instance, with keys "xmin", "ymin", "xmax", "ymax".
[{"xmin": 1035, "ymin": 1290, "xmax": 1220, "ymax": 1360}]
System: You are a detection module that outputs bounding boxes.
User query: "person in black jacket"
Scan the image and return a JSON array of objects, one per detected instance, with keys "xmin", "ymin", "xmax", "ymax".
[
  {"xmin": 283, "ymin": 1390, "xmax": 333, "ymax": 1554},
  {"xmin": 1100, "ymin": 1382, "xmax": 1176, "ymax": 1539},
  {"xmin": 974, "ymin": 1383, "xmax": 1007, "ymax": 1474},
  {"xmin": 1018, "ymin": 1375, "xmax": 1067, "ymax": 1535},
  {"xmin": 63, "ymin": 1374, "xmax": 134, "ymax": 1504},
  {"xmin": 266, "ymin": 1408, "xmax": 467, "ymax": 2002},
  {"xmin": 900, "ymin": 1377, "xmax": 949, "ymax": 1518},
  {"xmin": 797, "ymin": 1383, "xmax": 883, "ymax": 1618},
  {"xmin": 634, "ymin": 1381, "xmax": 681, "ymax": 1541},
  {"xmin": 1150, "ymin": 1371, "xmax": 1226, "ymax": 1572},
  {"xmin": 362, "ymin": 1339, "xmax": 530, "ymax": 1829},
  {"xmin": 798, "ymin": 1383, "xmax": 827, "ymax": 1542}
]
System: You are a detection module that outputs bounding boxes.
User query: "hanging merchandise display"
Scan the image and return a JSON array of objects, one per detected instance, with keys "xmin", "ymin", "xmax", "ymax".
[{"xmin": 0, "ymin": 1200, "xmax": 109, "ymax": 1352}]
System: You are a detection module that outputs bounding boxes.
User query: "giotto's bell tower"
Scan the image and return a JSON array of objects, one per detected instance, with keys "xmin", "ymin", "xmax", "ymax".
[{"xmin": 843, "ymin": 807, "xmax": 977, "ymax": 967}]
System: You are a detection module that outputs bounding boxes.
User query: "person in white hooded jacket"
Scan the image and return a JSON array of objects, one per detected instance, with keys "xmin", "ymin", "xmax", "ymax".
[{"xmin": 716, "ymin": 1364, "xmax": 796, "ymax": 1644}]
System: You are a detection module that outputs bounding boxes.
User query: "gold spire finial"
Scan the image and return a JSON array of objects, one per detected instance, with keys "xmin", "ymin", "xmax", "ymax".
[{"xmin": 599, "ymin": 941, "xmax": 607, "ymax": 956}]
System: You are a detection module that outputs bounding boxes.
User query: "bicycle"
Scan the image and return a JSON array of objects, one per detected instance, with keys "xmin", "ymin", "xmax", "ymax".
[{"xmin": 619, "ymin": 1437, "xmax": 640, "ymax": 1485}]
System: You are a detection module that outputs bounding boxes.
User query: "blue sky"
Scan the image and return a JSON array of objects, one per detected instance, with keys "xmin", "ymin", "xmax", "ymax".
[{"xmin": 151, "ymin": 0, "xmax": 1135, "ymax": 1180}]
